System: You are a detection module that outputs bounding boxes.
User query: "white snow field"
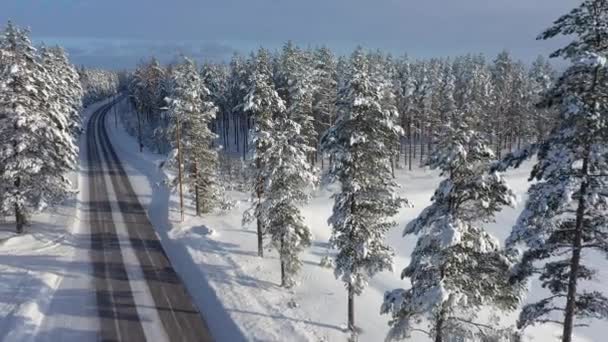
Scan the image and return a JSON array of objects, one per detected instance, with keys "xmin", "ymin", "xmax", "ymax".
[{"xmin": 105, "ymin": 101, "xmax": 604, "ymax": 342}]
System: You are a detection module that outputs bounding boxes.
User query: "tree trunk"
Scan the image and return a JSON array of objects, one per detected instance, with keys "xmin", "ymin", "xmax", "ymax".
[
  {"xmin": 321, "ymin": 151, "xmax": 324, "ymax": 170},
  {"xmin": 136, "ymin": 110, "xmax": 143, "ymax": 152},
  {"xmin": 242, "ymin": 117, "xmax": 247, "ymax": 160},
  {"xmin": 280, "ymin": 236, "xmax": 286, "ymax": 287},
  {"xmin": 396, "ymin": 139, "xmax": 401, "ymax": 169},
  {"xmin": 348, "ymin": 283, "xmax": 355, "ymax": 332},
  {"xmin": 408, "ymin": 120, "xmax": 413, "ymax": 171},
  {"xmin": 256, "ymin": 160, "xmax": 264, "ymax": 258},
  {"xmin": 256, "ymin": 218, "xmax": 264, "ymax": 258},
  {"xmin": 517, "ymin": 135, "xmax": 522, "ymax": 150},
  {"xmin": 234, "ymin": 119, "xmax": 238, "ymax": 149},
  {"xmin": 434, "ymin": 308, "xmax": 445, "ymax": 342},
  {"xmin": 427, "ymin": 124, "xmax": 433, "ymax": 158},
  {"xmin": 15, "ymin": 203, "xmax": 23, "ymax": 234},
  {"xmin": 14, "ymin": 176, "xmax": 23, "ymax": 234},
  {"xmin": 194, "ymin": 161, "xmax": 201, "ymax": 216},
  {"xmin": 176, "ymin": 116, "xmax": 185, "ymax": 222},
  {"xmin": 420, "ymin": 126, "xmax": 425, "ymax": 166},
  {"xmin": 562, "ymin": 154, "xmax": 589, "ymax": 342}
]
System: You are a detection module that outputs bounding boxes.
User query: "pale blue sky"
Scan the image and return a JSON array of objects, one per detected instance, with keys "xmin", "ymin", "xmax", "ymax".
[{"xmin": 0, "ymin": 0, "xmax": 576, "ymax": 69}]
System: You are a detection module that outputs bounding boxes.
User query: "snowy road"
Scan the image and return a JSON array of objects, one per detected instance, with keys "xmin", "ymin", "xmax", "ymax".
[{"xmin": 35, "ymin": 101, "xmax": 213, "ymax": 342}]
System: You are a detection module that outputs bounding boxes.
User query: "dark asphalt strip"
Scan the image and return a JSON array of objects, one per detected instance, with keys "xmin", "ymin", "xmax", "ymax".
[
  {"xmin": 96, "ymin": 105, "xmax": 214, "ymax": 341},
  {"xmin": 87, "ymin": 104, "xmax": 146, "ymax": 342}
]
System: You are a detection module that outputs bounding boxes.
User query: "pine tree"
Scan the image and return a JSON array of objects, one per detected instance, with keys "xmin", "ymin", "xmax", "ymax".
[
  {"xmin": 276, "ymin": 42, "xmax": 317, "ymax": 163},
  {"xmin": 506, "ymin": 2, "xmax": 608, "ymax": 341},
  {"xmin": 394, "ymin": 55, "xmax": 415, "ymax": 170},
  {"xmin": 368, "ymin": 52, "xmax": 402, "ymax": 176},
  {"xmin": 528, "ymin": 55, "xmax": 557, "ymax": 141},
  {"xmin": 312, "ymin": 46, "xmax": 338, "ymax": 165},
  {"xmin": 260, "ymin": 102, "xmax": 317, "ymax": 288},
  {"xmin": 437, "ymin": 60, "xmax": 457, "ymax": 124},
  {"xmin": 201, "ymin": 63, "xmax": 229, "ymax": 148},
  {"xmin": 226, "ymin": 53, "xmax": 251, "ymax": 157},
  {"xmin": 165, "ymin": 57, "xmax": 221, "ymax": 215},
  {"xmin": 80, "ymin": 68, "xmax": 118, "ymax": 106},
  {"xmin": 491, "ymin": 51, "xmax": 517, "ymax": 155},
  {"xmin": 242, "ymin": 48, "xmax": 285, "ymax": 258},
  {"xmin": 510, "ymin": 61, "xmax": 533, "ymax": 150},
  {"xmin": 0, "ymin": 22, "xmax": 79, "ymax": 233},
  {"xmin": 382, "ymin": 112, "xmax": 521, "ymax": 342},
  {"xmin": 321, "ymin": 47, "xmax": 407, "ymax": 333},
  {"xmin": 41, "ymin": 46, "xmax": 84, "ymax": 137},
  {"xmin": 409, "ymin": 60, "xmax": 433, "ymax": 166}
]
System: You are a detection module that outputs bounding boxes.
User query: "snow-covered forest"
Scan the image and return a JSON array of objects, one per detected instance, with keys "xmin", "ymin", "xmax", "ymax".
[
  {"xmin": 126, "ymin": 45, "xmax": 558, "ymax": 165},
  {"xmin": 118, "ymin": 1, "xmax": 607, "ymax": 341},
  {"xmin": 0, "ymin": 21, "xmax": 114, "ymax": 233},
  {"xmin": 0, "ymin": 0, "xmax": 606, "ymax": 341}
]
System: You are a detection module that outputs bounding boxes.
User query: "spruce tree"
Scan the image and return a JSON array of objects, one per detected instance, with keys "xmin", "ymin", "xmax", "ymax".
[{"xmin": 321, "ymin": 47, "xmax": 407, "ymax": 333}]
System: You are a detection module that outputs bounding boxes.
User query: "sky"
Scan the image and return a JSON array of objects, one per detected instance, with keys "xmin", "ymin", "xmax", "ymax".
[{"xmin": 0, "ymin": 0, "xmax": 577, "ymax": 69}]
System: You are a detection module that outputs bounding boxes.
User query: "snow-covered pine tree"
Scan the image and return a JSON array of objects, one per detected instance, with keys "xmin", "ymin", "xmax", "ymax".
[
  {"xmin": 394, "ymin": 55, "xmax": 415, "ymax": 170},
  {"xmin": 409, "ymin": 60, "xmax": 432, "ymax": 166},
  {"xmin": 528, "ymin": 55, "xmax": 557, "ymax": 141},
  {"xmin": 201, "ymin": 63, "xmax": 229, "ymax": 148},
  {"xmin": 276, "ymin": 42, "xmax": 317, "ymax": 164},
  {"xmin": 164, "ymin": 57, "xmax": 221, "ymax": 215},
  {"xmin": 312, "ymin": 46, "xmax": 337, "ymax": 167},
  {"xmin": 509, "ymin": 61, "xmax": 533, "ymax": 150},
  {"xmin": 437, "ymin": 60, "xmax": 457, "ymax": 125},
  {"xmin": 41, "ymin": 46, "xmax": 84, "ymax": 137},
  {"xmin": 242, "ymin": 48, "xmax": 285, "ymax": 258},
  {"xmin": 381, "ymin": 112, "xmax": 521, "ymax": 342},
  {"xmin": 140, "ymin": 58, "xmax": 165, "ymax": 123},
  {"xmin": 462, "ymin": 56, "xmax": 495, "ymax": 143},
  {"xmin": 226, "ymin": 53, "xmax": 251, "ymax": 158},
  {"xmin": 491, "ymin": 51, "xmax": 517, "ymax": 156},
  {"xmin": 80, "ymin": 68, "xmax": 118, "ymax": 106},
  {"xmin": 424, "ymin": 58, "xmax": 444, "ymax": 160},
  {"xmin": 0, "ymin": 22, "xmax": 79, "ymax": 233},
  {"xmin": 507, "ymin": 2, "xmax": 608, "ymax": 341},
  {"xmin": 259, "ymin": 98, "xmax": 317, "ymax": 288},
  {"xmin": 258, "ymin": 42, "xmax": 318, "ymax": 286},
  {"xmin": 130, "ymin": 59, "xmax": 167, "ymax": 152},
  {"xmin": 321, "ymin": 47, "xmax": 407, "ymax": 333}
]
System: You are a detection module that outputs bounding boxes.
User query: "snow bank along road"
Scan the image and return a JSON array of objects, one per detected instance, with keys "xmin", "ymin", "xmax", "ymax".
[{"xmin": 41, "ymin": 101, "xmax": 213, "ymax": 342}]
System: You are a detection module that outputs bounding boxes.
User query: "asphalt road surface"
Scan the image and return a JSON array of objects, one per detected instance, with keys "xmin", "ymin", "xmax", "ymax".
[{"xmin": 36, "ymin": 101, "xmax": 214, "ymax": 342}]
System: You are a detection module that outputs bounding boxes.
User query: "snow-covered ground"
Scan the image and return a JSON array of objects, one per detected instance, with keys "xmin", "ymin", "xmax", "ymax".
[
  {"xmin": 107, "ymin": 100, "xmax": 606, "ymax": 342},
  {"xmin": 0, "ymin": 98, "xmax": 115, "ymax": 341}
]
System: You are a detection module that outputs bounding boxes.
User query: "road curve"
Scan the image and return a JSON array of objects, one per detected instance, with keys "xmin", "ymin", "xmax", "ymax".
[{"xmin": 87, "ymin": 101, "xmax": 214, "ymax": 342}]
